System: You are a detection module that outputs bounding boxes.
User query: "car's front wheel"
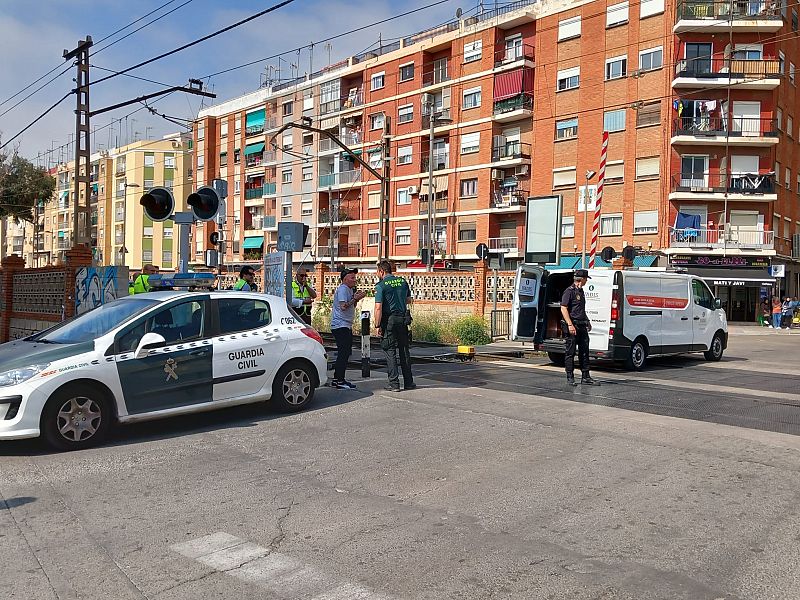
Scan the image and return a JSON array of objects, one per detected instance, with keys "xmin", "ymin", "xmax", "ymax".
[
  {"xmin": 41, "ymin": 384, "xmax": 112, "ymax": 451},
  {"xmin": 272, "ymin": 362, "xmax": 315, "ymax": 412},
  {"xmin": 704, "ymin": 333, "xmax": 724, "ymax": 362}
]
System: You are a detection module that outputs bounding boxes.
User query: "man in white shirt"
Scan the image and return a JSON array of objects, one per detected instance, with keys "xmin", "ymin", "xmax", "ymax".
[{"xmin": 330, "ymin": 268, "xmax": 365, "ymax": 389}]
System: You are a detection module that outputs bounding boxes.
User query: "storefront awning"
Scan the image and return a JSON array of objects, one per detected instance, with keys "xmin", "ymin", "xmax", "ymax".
[
  {"xmin": 245, "ymin": 109, "xmax": 265, "ymax": 128},
  {"xmin": 494, "ymin": 69, "xmax": 524, "ymax": 101},
  {"xmin": 244, "ymin": 142, "xmax": 265, "ymax": 156},
  {"xmin": 243, "ymin": 236, "xmax": 264, "ymax": 249},
  {"xmin": 692, "ymin": 267, "xmax": 775, "ymax": 288}
]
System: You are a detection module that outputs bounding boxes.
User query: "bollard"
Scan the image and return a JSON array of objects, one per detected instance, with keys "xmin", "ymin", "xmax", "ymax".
[{"xmin": 360, "ymin": 310, "xmax": 371, "ymax": 378}]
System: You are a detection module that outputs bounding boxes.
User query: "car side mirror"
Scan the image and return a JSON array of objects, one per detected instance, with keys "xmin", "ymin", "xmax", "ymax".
[
  {"xmin": 134, "ymin": 332, "xmax": 166, "ymax": 359},
  {"xmin": 714, "ymin": 298, "xmax": 725, "ymax": 310}
]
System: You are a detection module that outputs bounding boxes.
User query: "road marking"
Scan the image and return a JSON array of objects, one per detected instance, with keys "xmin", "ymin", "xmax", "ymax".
[{"xmin": 171, "ymin": 532, "xmax": 393, "ymax": 599}]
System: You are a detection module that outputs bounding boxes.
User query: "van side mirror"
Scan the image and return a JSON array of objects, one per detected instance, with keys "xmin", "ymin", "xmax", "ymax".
[
  {"xmin": 135, "ymin": 332, "xmax": 166, "ymax": 359},
  {"xmin": 714, "ymin": 298, "xmax": 726, "ymax": 310}
]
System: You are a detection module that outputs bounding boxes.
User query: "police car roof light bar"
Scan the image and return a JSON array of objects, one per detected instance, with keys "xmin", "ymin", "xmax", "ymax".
[{"xmin": 147, "ymin": 272, "xmax": 216, "ymax": 289}]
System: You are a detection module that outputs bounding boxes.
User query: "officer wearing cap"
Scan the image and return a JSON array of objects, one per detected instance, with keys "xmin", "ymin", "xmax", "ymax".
[{"xmin": 560, "ymin": 269, "xmax": 595, "ymax": 386}]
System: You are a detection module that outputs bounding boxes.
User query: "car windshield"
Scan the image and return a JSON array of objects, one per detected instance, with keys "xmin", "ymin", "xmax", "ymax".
[{"xmin": 30, "ymin": 298, "xmax": 159, "ymax": 344}]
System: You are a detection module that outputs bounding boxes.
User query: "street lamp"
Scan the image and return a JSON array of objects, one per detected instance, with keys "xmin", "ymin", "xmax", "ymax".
[
  {"xmin": 119, "ymin": 182, "xmax": 140, "ymax": 266},
  {"xmin": 582, "ymin": 170, "xmax": 596, "ymax": 269},
  {"xmin": 424, "ymin": 94, "xmax": 452, "ymax": 271}
]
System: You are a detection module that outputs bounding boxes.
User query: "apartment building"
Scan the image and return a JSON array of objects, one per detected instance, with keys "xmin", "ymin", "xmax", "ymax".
[{"xmin": 193, "ymin": 0, "xmax": 800, "ymax": 321}]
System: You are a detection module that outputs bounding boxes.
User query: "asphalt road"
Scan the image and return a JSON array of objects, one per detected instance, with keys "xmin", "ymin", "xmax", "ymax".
[{"xmin": 2, "ymin": 331, "xmax": 800, "ymax": 599}]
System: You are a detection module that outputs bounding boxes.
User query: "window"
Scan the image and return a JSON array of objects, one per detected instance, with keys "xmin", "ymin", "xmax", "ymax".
[
  {"xmin": 604, "ymin": 109, "xmax": 626, "ymax": 132},
  {"xmin": 368, "ymin": 191, "xmax": 381, "ymax": 209},
  {"xmin": 637, "ymin": 102, "xmax": 660, "ymax": 127},
  {"xmin": 787, "ymin": 167, "xmax": 792, "ymax": 189},
  {"xmin": 218, "ymin": 298, "xmax": 272, "ymax": 334},
  {"xmin": 282, "ymin": 169, "xmax": 292, "ymax": 184},
  {"xmin": 557, "ymin": 67, "xmax": 580, "ymax": 91},
  {"xmin": 692, "ymin": 280, "xmax": 714, "ymax": 310},
  {"xmin": 558, "ymin": 16, "xmax": 581, "ymax": 41},
  {"xmin": 282, "ymin": 101, "xmax": 293, "ymax": 116},
  {"xmin": 197, "ymin": 155, "xmax": 205, "ymax": 170},
  {"xmin": 460, "ymin": 178, "xmax": 478, "ymax": 197},
  {"xmin": 117, "ymin": 300, "xmax": 207, "ymax": 351},
  {"xmin": 219, "ymin": 152, "xmax": 228, "ymax": 167},
  {"xmin": 780, "ymin": 51, "xmax": 785, "ymax": 75},
  {"xmin": 606, "ymin": 1, "xmax": 629, "ymax": 27},
  {"xmin": 556, "ymin": 118, "xmax": 578, "ymax": 140},
  {"xmin": 281, "ymin": 204, "xmax": 292, "ymax": 218},
  {"xmin": 234, "ymin": 148, "xmax": 241, "ymax": 163},
  {"xmin": 562, "ymin": 216, "xmax": 575, "ymax": 238},
  {"xmin": 397, "ymin": 188, "xmax": 411, "ymax": 205},
  {"xmin": 302, "ymin": 165, "xmax": 313, "ymax": 181},
  {"xmin": 368, "ymin": 230, "xmax": 380, "ymax": 246},
  {"xmin": 553, "ymin": 167, "xmax": 577, "ymax": 187},
  {"xmin": 634, "ymin": 210, "xmax": 658, "ymax": 234},
  {"xmin": 600, "ymin": 214, "xmax": 623, "ymax": 236},
  {"xmin": 640, "ymin": 0, "xmax": 664, "ymax": 18},
  {"xmin": 234, "ymin": 179, "xmax": 241, "ymax": 194},
  {"xmin": 605, "ymin": 161, "xmax": 624, "ymax": 183},
  {"xmin": 458, "ymin": 221, "xmax": 477, "ymax": 242},
  {"xmin": 143, "ymin": 226, "xmax": 153, "ymax": 237},
  {"xmin": 164, "ymin": 155, "xmax": 175, "ymax": 169},
  {"xmin": 399, "ymin": 62, "xmax": 414, "ymax": 81},
  {"xmin": 371, "ymin": 71, "xmax": 385, "ymax": 90},
  {"xmin": 791, "ymin": 62, "xmax": 796, "ymax": 85},
  {"xmin": 301, "ymin": 201, "xmax": 312, "ymax": 216},
  {"xmin": 144, "ymin": 154, "xmax": 155, "ymax": 167},
  {"xmin": 639, "ymin": 47, "xmax": 663, "ymax": 72},
  {"xmin": 144, "ymin": 179, "xmax": 154, "ymax": 189},
  {"xmin": 460, "ymin": 132, "xmax": 480, "ymax": 154},
  {"xmin": 235, "ymin": 117, "xmax": 242, "ymax": 132},
  {"xmin": 282, "ymin": 132, "xmax": 293, "ymax": 151},
  {"xmin": 464, "ymin": 40, "xmax": 482, "ymax": 63},
  {"xmin": 395, "ymin": 227, "xmax": 411, "ymax": 245},
  {"xmin": 370, "ymin": 112, "xmax": 385, "ymax": 130},
  {"xmin": 197, "ymin": 123, "xmax": 204, "ymax": 140},
  {"xmin": 777, "ymin": 108, "xmax": 783, "ymax": 130},
  {"xmin": 793, "ymin": 9, "xmax": 798, "ymax": 31},
  {"xmin": 605, "ymin": 55, "xmax": 627, "ymax": 80},
  {"xmin": 635, "ymin": 157, "xmax": 660, "ymax": 179},
  {"xmin": 398, "ymin": 104, "xmax": 414, "ymax": 124},
  {"xmin": 789, "ymin": 116, "xmax": 794, "ymax": 137},
  {"xmin": 142, "ymin": 250, "xmax": 153, "ymax": 262},
  {"xmin": 220, "ymin": 121, "xmax": 228, "ymax": 138},
  {"xmin": 797, "ymin": 173, "xmax": 800, "ymax": 194},
  {"xmin": 463, "ymin": 87, "xmax": 481, "ymax": 109},
  {"xmin": 397, "ymin": 146, "xmax": 413, "ymax": 165},
  {"xmin": 162, "ymin": 250, "xmax": 172, "ymax": 266}
]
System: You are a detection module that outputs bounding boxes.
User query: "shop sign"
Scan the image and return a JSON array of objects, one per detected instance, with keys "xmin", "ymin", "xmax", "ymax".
[{"xmin": 670, "ymin": 255, "xmax": 771, "ymax": 268}]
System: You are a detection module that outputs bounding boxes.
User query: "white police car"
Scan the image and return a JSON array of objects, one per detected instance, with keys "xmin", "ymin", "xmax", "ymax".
[{"xmin": 0, "ymin": 288, "xmax": 327, "ymax": 450}]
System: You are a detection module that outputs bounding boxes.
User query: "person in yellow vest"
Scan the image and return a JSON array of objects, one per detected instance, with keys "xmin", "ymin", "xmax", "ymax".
[
  {"xmin": 291, "ymin": 267, "xmax": 317, "ymax": 325},
  {"xmin": 234, "ymin": 266, "xmax": 257, "ymax": 291},
  {"xmin": 133, "ymin": 264, "xmax": 157, "ymax": 294},
  {"xmin": 128, "ymin": 272, "xmax": 138, "ymax": 296}
]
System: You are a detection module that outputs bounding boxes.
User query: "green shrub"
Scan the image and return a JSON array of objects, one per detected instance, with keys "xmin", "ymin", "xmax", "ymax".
[
  {"xmin": 311, "ymin": 294, "xmax": 333, "ymax": 333},
  {"xmin": 450, "ymin": 315, "xmax": 491, "ymax": 346},
  {"xmin": 409, "ymin": 313, "xmax": 491, "ymax": 346},
  {"xmin": 410, "ymin": 313, "xmax": 446, "ymax": 344}
]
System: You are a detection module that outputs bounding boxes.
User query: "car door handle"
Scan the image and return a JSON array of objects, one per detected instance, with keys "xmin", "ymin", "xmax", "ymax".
[
  {"xmin": 190, "ymin": 348, "xmax": 211, "ymax": 356},
  {"xmin": 693, "ymin": 317, "xmax": 701, "ymax": 321},
  {"xmin": 681, "ymin": 317, "xmax": 689, "ymax": 321}
]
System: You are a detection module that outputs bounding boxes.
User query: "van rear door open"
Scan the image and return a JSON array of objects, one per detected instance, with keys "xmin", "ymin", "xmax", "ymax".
[{"xmin": 511, "ymin": 265, "xmax": 545, "ymax": 342}]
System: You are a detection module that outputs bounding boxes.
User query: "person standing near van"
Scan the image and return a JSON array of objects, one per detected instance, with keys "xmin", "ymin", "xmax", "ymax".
[
  {"xmin": 771, "ymin": 296, "xmax": 782, "ymax": 329},
  {"xmin": 560, "ymin": 269, "xmax": 595, "ymax": 386}
]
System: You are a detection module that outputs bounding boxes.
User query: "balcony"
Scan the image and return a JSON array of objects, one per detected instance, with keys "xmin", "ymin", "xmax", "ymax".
[
  {"xmin": 245, "ymin": 186, "xmax": 264, "ymax": 200},
  {"xmin": 340, "ymin": 88, "xmax": 364, "ymax": 111},
  {"xmin": 264, "ymin": 182, "xmax": 277, "ymax": 196},
  {"xmin": 670, "ymin": 226, "xmax": 774, "ymax": 249},
  {"xmin": 492, "ymin": 189, "xmax": 528, "ymax": 209},
  {"xmin": 492, "ymin": 141, "xmax": 531, "ymax": 162},
  {"xmin": 671, "ymin": 117, "xmax": 778, "ymax": 146},
  {"xmin": 318, "ymin": 169, "xmax": 362, "ymax": 188},
  {"xmin": 245, "ymin": 155, "xmax": 264, "ymax": 168},
  {"xmin": 115, "ymin": 165, "xmax": 126, "ymax": 177},
  {"xmin": 674, "ymin": 1, "xmax": 782, "ymax": 33},
  {"xmin": 319, "ymin": 133, "xmax": 361, "ymax": 153},
  {"xmin": 263, "ymin": 150, "xmax": 278, "ymax": 164},
  {"xmin": 673, "ymin": 56, "xmax": 781, "ymax": 90},
  {"xmin": 494, "ymin": 44, "xmax": 534, "ymax": 68},
  {"xmin": 245, "ymin": 124, "xmax": 264, "ymax": 136},
  {"xmin": 265, "ymin": 116, "xmax": 278, "ymax": 131},
  {"xmin": 421, "ymin": 152, "xmax": 449, "ymax": 172},
  {"xmin": 489, "ymin": 236, "xmax": 519, "ymax": 252},
  {"xmin": 418, "ymin": 197, "xmax": 449, "ymax": 215},
  {"xmin": 493, "ymin": 93, "xmax": 533, "ymax": 122},
  {"xmin": 422, "ymin": 64, "xmax": 450, "ymax": 87},
  {"xmin": 670, "ymin": 172, "xmax": 776, "ymax": 202}
]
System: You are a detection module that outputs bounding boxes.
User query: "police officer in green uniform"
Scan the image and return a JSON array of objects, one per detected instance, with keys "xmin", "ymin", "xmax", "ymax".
[
  {"xmin": 374, "ymin": 260, "xmax": 416, "ymax": 392},
  {"xmin": 560, "ymin": 268, "xmax": 595, "ymax": 386},
  {"xmin": 133, "ymin": 264, "xmax": 156, "ymax": 294},
  {"xmin": 291, "ymin": 267, "xmax": 317, "ymax": 325},
  {"xmin": 234, "ymin": 266, "xmax": 256, "ymax": 291}
]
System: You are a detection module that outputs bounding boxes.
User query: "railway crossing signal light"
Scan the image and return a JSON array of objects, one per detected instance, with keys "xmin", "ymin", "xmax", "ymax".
[
  {"xmin": 187, "ymin": 186, "xmax": 221, "ymax": 221},
  {"xmin": 139, "ymin": 187, "xmax": 174, "ymax": 222}
]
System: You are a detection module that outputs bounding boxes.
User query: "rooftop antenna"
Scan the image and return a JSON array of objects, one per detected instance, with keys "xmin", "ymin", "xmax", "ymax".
[
  {"xmin": 456, "ymin": 7, "xmax": 463, "ymax": 18},
  {"xmin": 324, "ymin": 42, "xmax": 332, "ymax": 67}
]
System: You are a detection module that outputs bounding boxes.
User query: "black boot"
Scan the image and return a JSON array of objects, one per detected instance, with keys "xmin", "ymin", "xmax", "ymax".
[
  {"xmin": 581, "ymin": 374, "xmax": 596, "ymax": 385},
  {"xmin": 566, "ymin": 374, "xmax": 577, "ymax": 387}
]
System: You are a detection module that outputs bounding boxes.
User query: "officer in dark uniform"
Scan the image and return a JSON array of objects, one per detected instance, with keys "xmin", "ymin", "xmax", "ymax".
[{"xmin": 560, "ymin": 269, "xmax": 596, "ymax": 386}]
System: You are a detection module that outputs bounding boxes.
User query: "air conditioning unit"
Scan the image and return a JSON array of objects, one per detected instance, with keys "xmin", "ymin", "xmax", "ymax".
[
  {"xmin": 171, "ymin": 140, "xmax": 182, "ymax": 149},
  {"xmin": 421, "ymin": 93, "xmax": 433, "ymax": 106},
  {"xmin": 491, "ymin": 169, "xmax": 503, "ymax": 180},
  {"xmin": 514, "ymin": 165, "xmax": 529, "ymax": 176},
  {"xmin": 407, "ymin": 185, "xmax": 418, "ymax": 194}
]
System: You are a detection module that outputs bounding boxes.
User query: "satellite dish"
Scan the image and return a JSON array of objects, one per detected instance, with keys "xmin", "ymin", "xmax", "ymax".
[{"xmin": 456, "ymin": 7, "xmax": 463, "ymax": 18}]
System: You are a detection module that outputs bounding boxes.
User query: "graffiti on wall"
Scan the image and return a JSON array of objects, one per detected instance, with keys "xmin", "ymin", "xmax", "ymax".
[{"xmin": 75, "ymin": 267, "xmax": 129, "ymax": 315}]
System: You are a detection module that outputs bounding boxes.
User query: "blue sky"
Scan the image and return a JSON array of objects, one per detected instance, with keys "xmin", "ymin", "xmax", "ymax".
[{"xmin": 0, "ymin": 0, "xmax": 464, "ymax": 162}]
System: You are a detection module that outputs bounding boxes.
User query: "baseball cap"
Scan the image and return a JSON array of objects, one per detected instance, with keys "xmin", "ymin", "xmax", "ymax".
[{"xmin": 340, "ymin": 267, "xmax": 358, "ymax": 280}]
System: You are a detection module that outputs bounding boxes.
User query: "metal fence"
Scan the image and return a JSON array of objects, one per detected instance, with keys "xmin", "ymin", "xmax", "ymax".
[{"xmin": 491, "ymin": 309, "xmax": 511, "ymax": 339}]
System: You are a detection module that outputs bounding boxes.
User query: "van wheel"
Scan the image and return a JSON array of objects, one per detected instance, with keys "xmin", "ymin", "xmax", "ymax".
[
  {"xmin": 272, "ymin": 361, "xmax": 315, "ymax": 412},
  {"xmin": 704, "ymin": 333, "xmax": 724, "ymax": 362},
  {"xmin": 547, "ymin": 352, "xmax": 565, "ymax": 367},
  {"xmin": 41, "ymin": 384, "xmax": 111, "ymax": 451},
  {"xmin": 625, "ymin": 339, "xmax": 647, "ymax": 371}
]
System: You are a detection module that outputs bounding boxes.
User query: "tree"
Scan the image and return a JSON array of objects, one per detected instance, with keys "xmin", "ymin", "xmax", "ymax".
[{"xmin": 0, "ymin": 151, "xmax": 55, "ymax": 222}]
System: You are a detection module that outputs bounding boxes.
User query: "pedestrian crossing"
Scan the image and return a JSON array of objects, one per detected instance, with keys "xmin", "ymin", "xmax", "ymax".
[{"xmin": 171, "ymin": 532, "xmax": 393, "ymax": 599}]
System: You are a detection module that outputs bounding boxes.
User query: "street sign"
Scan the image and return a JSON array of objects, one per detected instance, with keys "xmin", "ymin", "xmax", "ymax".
[
  {"xmin": 277, "ymin": 222, "xmax": 308, "ymax": 252},
  {"xmin": 770, "ymin": 264, "xmax": 785, "ymax": 278},
  {"xmin": 263, "ymin": 252, "xmax": 285, "ymax": 297},
  {"xmin": 476, "ymin": 243, "xmax": 489, "ymax": 260}
]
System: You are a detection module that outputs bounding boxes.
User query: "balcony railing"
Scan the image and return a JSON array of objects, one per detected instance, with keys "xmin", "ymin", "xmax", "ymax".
[
  {"xmin": 341, "ymin": 88, "xmax": 364, "ymax": 110},
  {"xmin": 494, "ymin": 44, "xmax": 534, "ymax": 67},
  {"xmin": 675, "ymin": 56, "xmax": 781, "ymax": 78},
  {"xmin": 245, "ymin": 124, "xmax": 264, "ymax": 136},
  {"xmin": 422, "ymin": 64, "xmax": 450, "ymax": 87},
  {"xmin": 492, "ymin": 141, "xmax": 531, "ymax": 161},
  {"xmin": 492, "ymin": 189, "xmax": 528, "ymax": 208},
  {"xmin": 676, "ymin": 0, "xmax": 780, "ymax": 21},
  {"xmin": 318, "ymin": 169, "xmax": 362, "ymax": 187},
  {"xmin": 672, "ymin": 117, "xmax": 778, "ymax": 137},
  {"xmin": 115, "ymin": 166, "xmax": 126, "ymax": 176},
  {"xmin": 418, "ymin": 198, "xmax": 449, "ymax": 214},
  {"xmin": 670, "ymin": 226, "xmax": 774, "ymax": 249},
  {"xmin": 421, "ymin": 152, "xmax": 449, "ymax": 172},
  {"xmin": 671, "ymin": 172, "xmax": 776, "ymax": 194},
  {"xmin": 245, "ymin": 186, "xmax": 264, "ymax": 199},
  {"xmin": 245, "ymin": 155, "xmax": 263, "ymax": 168},
  {"xmin": 493, "ymin": 93, "xmax": 534, "ymax": 115},
  {"xmin": 264, "ymin": 182, "xmax": 277, "ymax": 195},
  {"xmin": 489, "ymin": 236, "xmax": 519, "ymax": 251},
  {"xmin": 317, "ymin": 243, "xmax": 362, "ymax": 258},
  {"xmin": 263, "ymin": 150, "xmax": 277, "ymax": 163}
]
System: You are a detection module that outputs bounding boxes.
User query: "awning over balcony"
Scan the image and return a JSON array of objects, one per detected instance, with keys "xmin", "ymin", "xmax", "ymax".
[
  {"xmin": 318, "ymin": 115, "xmax": 340, "ymax": 130},
  {"xmin": 245, "ymin": 109, "xmax": 265, "ymax": 127},
  {"xmin": 419, "ymin": 175, "xmax": 448, "ymax": 196},
  {"xmin": 244, "ymin": 142, "xmax": 265, "ymax": 156},
  {"xmin": 691, "ymin": 267, "xmax": 775, "ymax": 288},
  {"xmin": 243, "ymin": 236, "xmax": 264, "ymax": 249},
  {"xmin": 494, "ymin": 69, "xmax": 523, "ymax": 101}
]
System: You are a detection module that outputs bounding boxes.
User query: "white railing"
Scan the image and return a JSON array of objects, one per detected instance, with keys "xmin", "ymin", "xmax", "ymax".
[
  {"xmin": 489, "ymin": 236, "xmax": 519, "ymax": 250},
  {"xmin": 670, "ymin": 226, "xmax": 775, "ymax": 249}
]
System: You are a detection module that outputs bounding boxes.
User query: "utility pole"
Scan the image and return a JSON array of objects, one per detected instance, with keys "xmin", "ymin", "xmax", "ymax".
[
  {"xmin": 64, "ymin": 36, "xmax": 93, "ymax": 249},
  {"xmin": 380, "ymin": 116, "xmax": 392, "ymax": 263},
  {"xmin": 426, "ymin": 95, "xmax": 435, "ymax": 272},
  {"xmin": 328, "ymin": 186, "xmax": 335, "ymax": 269}
]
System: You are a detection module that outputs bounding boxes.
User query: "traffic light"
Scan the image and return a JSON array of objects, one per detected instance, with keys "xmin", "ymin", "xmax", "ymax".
[
  {"xmin": 139, "ymin": 187, "xmax": 174, "ymax": 222},
  {"xmin": 209, "ymin": 231, "xmax": 223, "ymax": 245},
  {"xmin": 187, "ymin": 186, "xmax": 221, "ymax": 222}
]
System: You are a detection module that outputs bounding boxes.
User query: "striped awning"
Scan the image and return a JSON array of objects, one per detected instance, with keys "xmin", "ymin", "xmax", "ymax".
[
  {"xmin": 494, "ymin": 69, "xmax": 524, "ymax": 101},
  {"xmin": 318, "ymin": 115, "xmax": 340, "ymax": 130},
  {"xmin": 420, "ymin": 175, "xmax": 449, "ymax": 196}
]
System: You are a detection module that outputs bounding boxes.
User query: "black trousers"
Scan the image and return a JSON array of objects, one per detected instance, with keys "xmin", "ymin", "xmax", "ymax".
[
  {"xmin": 331, "ymin": 327, "xmax": 352, "ymax": 381},
  {"xmin": 382, "ymin": 314, "xmax": 413, "ymax": 387},
  {"xmin": 564, "ymin": 325, "xmax": 590, "ymax": 377},
  {"xmin": 297, "ymin": 310, "xmax": 312, "ymax": 325}
]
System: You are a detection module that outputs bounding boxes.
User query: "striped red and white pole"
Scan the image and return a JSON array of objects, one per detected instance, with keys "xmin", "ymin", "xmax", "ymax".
[{"xmin": 589, "ymin": 131, "xmax": 609, "ymax": 268}]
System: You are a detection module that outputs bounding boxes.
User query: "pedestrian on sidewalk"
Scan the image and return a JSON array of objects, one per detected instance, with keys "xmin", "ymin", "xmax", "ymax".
[
  {"xmin": 771, "ymin": 296, "xmax": 782, "ymax": 329},
  {"xmin": 374, "ymin": 260, "xmax": 415, "ymax": 392},
  {"xmin": 330, "ymin": 268, "xmax": 365, "ymax": 390},
  {"xmin": 561, "ymin": 269, "xmax": 595, "ymax": 386}
]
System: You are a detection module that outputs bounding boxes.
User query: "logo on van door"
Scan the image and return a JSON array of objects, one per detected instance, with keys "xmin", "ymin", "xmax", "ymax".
[
  {"xmin": 585, "ymin": 283, "xmax": 600, "ymax": 300},
  {"xmin": 627, "ymin": 295, "xmax": 689, "ymax": 309}
]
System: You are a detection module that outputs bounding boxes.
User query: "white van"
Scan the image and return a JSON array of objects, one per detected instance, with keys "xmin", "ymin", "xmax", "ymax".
[{"xmin": 511, "ymin": 265, "xmax": 728, "ymax": 370}]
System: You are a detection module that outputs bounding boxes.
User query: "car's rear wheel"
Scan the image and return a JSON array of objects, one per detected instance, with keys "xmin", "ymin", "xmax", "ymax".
[
  {"xmin": 548, "ymin": 352, "xmax": 565, "ymax": 367},
  {"xmin": 625, "ymin": 339, "xmax": 647, "ymax": 371},
  {"xmin": 272, "ymin": 362, "xmax": 315, "ymax": 412},
  {"xmin": 41, "ymin": 384, "xmax": 112, "ymax": 451}
]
